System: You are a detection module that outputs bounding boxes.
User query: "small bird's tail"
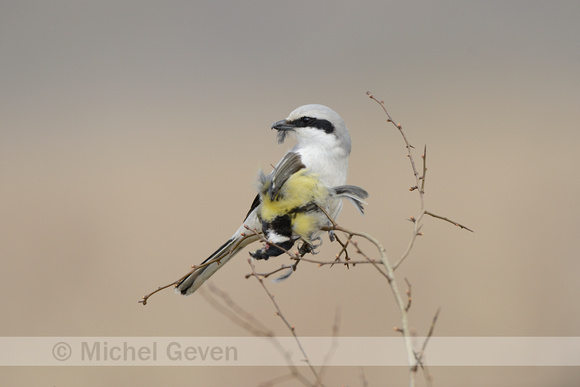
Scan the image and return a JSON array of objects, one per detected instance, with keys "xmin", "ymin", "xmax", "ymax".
[{"xmin": 175, "ymin": 227, "xmax": 260, "ymax": 296}]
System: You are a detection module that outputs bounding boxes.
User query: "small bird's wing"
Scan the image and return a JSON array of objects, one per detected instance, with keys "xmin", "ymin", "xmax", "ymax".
[
  {"xmin": 332, "ymin": 185, "xmax": 369, "ymax": 214},
  {"xmin": 266, "ymin": 152, "xmax": 306, "ymax": 200}
]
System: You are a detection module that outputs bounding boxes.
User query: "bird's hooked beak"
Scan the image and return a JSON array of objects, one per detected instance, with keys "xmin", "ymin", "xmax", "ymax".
[
  {"xmin": 271, "ymin": 119, "xmax": 295, "ymax": 132},
  {"xmin": 271, "ymin": 119, "xmax": 295, "ymax": 144}
]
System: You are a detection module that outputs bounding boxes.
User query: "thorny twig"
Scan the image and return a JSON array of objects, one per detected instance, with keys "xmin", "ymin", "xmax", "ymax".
[
  {"xmin": 200, "ymin": 283, "xmax": 273, "ymax": 337},
  {"xmin": 366, "ymin": 90, "xmax": 472, "ymax": 269},
  {"xmin": 349, "ymin": 239, "xmax": 390, "ymax": 281},
  {"xmin": 247, "ymin": 258, "xmax": 323, "ymax": 386},
  {"xmin": 411, "ymin": 309, "xmax": 441, "ymax": 387},
  {"xmin": 363, "ymin": 91, "xmax": 471, "ymax": 384},
  {"xmin": 360, "ymin": 367, "xmax": 369, "ymax": 387},
  {"xmin": 404, "ymin": 278, "xmax": 412, "ymax": 312},
  {"xmin": 200, "ymin": 284, "xmax": 315, "ymax": 387},
  {"xmin": 424, "ymin": 211, "xmax": 474, "ymax": 232},
  {"xmin": 330, "ymin": 232, "xmax": 354, "ymax": 267},
  {"xmin": 139, "ymin": 232, "xmax": 259, "ymax": 305},
  {"xmin": 323, "ymin": 223, "xmax": 418, "ymax": 378},
  {"xmin": 318, "ymin": 307, "xmax": 342, "ymax": 383},
  {"xmin": 414, "ymin": 308, "xmax": 441, "ymax": 371},
  {"xmin": 292, "ymin": 255, "xmax": 381, "ymax": 267}
]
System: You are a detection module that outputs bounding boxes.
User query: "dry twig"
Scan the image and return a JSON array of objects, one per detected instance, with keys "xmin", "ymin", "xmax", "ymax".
[
  {"xmin": 200, "ymin": 283, "xmax": 273, "ymax": 337},
  {"xmin": 363, "ymin": 91, "xmax": 472, "ymax": 385},
  {"xmin": 201, "ymin": 283, "xmax": 316, "ymax": 387},
  {"xmin": 246, "ymin": 258, "xmax": 323, "ymax": 386}
]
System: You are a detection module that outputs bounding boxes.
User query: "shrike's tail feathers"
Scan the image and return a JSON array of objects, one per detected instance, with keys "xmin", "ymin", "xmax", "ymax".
[{"xmin": 175, "ymin": 229, "xmax": 260, "ymax": 296}]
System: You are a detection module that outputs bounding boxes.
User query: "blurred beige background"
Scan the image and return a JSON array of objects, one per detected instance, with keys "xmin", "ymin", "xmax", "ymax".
[{"xmin": 2, "ymin": 1, "xmax": 579, "ymax": 386}]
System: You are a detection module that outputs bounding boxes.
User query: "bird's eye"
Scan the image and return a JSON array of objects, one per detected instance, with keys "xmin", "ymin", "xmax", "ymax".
[{"xmin": 301, "ymin": 117, "xmax": 314, "ymax": 125}]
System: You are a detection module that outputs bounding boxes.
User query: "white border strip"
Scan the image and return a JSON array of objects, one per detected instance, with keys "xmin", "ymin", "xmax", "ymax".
[{"xmin": 1, "ymin": 337, "xmax": 579, "ymax": 366}]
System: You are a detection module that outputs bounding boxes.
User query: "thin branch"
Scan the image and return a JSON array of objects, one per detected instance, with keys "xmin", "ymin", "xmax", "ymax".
[
  {"xmin": 139, "ymin": 232, "xmax": 258, "ymax": 305},
  {"xmin": 404, "ymin": 278, "xmax": 412, "ymax": 312},
  {"xmin": 366, "ymin": 91, "xmax": 459, "ymax": 386},
  {"xmin": 330, "ymin": 232, "xmax": 353, "ymax": 267},
  {"xmin": 292, "ymin": 255, "xmax": 381, "ymax": 267},
  {"xmin": 425, "ymin": 211, "xmax": 474, "ymax": 232},
  {"xmin": 202, "ymin": 283, "xmax": 314, "ymax": 387},
  {"xmin": 324, "ymin": 224, "xmax": 417, "ymax": 373},
  {"xmin": 411, "ymin": 308, "xmax": 441, "ymax": 387},
  {"xmin": 417, "ymin": 308, "xmax": 441, "ymax": 365},
  {"xmin": 349, "ymin": 239, "xmax": 390, "ymax": 281},
  {"xmin": 318, "ymin": 306, "xmax": 342, "ymax": 383},
  {"xmin": 360, "ymin": 367, "xmax": 369, "ymax": 387},
  {"xmin": 138, "ymin": 281, "xmax": 179, "ymax": 306},
  {"xmin": 367, "ymin": 90, "xmax": 425, "ymax": 210},
  {"xmin": 420, "ymin": 145, "xmax": 427, "ymax": 194},
  {"xmin": 200, "ymin": 283, "xmax": 273, "ymax": 337},
  {"xmin": 393, "ymin": 220, "xmax": 424, "ymax": 270},
  {"xmin": 246, "ymin": 264, "xmax": 297, "ymax": 279},
  {"xmin": 247, "ymin": 258, "xmax": 322, "ymax": 386}
]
